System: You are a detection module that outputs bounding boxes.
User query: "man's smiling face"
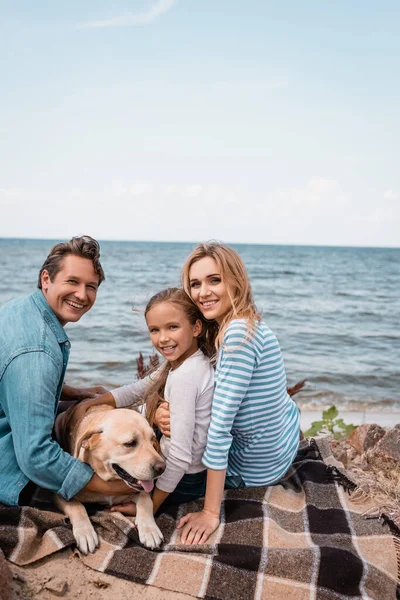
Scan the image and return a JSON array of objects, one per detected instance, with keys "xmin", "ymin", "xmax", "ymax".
[{"xmin": 41, "ymin": 254, "xmax": 99, "ymax": 325}]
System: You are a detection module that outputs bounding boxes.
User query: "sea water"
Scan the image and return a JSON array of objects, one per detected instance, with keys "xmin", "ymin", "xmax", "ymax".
[{"xmin": 1, "ymin": 238, "xmax": 399, "ymax": 412}]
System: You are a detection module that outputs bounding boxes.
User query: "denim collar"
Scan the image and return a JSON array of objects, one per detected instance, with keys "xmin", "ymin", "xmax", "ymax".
[{"xmin": 31, "ymin": 290, "xmax": 69, "ymax": 344}]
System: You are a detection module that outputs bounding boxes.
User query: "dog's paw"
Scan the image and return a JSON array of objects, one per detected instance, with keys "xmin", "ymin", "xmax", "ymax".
[
  {"xmin": 72, "ymin": 521, "xmax": 99, "ymax": 554},
  {"xmin": 137, "ymin": 520, "xmax": 164, "ymax": 549}
]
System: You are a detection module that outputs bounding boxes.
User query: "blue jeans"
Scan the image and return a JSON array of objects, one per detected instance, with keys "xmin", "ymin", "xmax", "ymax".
[
  {"xmin": 225, "ymin": 475, "xmax": 246, "ymax": 489},
  {"xmin": 161, "ymin": 470, "xmax": 207, "ymax": 509}
]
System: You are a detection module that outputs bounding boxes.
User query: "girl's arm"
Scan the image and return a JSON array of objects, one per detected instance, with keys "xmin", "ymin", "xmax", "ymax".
[
  {"xmin": 111, "ymin": 376, "xmax": 152, "ymax": 408},
  {"xmin": 154, "ymin": 368, "xmax": 199, "ymax": 498},
  {"xmin": 178, "ymin": 468, "xmax": 225, "ymax": 544}
]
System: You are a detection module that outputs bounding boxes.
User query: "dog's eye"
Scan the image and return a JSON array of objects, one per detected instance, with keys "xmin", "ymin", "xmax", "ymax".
[{"xmin": 123, "ymin": 440, "xmax": 137, "ymax": 448}]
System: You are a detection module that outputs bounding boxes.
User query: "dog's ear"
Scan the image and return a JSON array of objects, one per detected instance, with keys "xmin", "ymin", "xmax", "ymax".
[{"xmin": 74, "ymin": 429, "xmax": 103, "ymax": 456}]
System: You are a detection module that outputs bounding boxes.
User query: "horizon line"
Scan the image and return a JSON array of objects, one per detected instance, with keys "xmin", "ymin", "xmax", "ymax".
[{"xmin": 0, "ymin": 236, "xmax": 399, "ymax": 251}]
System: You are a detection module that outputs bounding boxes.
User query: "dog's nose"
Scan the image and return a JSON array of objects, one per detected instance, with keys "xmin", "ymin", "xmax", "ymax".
[{"xmin": 153, "ymin": 461, "xmax": 166, "ymax": 475}]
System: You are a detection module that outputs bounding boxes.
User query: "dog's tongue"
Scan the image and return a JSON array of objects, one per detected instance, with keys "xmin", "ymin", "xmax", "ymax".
[{"xmin": 138, "ymin": 480, "xmax": 154, "ymax": 493}]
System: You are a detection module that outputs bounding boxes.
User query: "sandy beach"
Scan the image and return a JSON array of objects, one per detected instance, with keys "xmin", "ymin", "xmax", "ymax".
[{"xmin": 9, "ymin": 549, "xmax": 192, "ymax": 600}]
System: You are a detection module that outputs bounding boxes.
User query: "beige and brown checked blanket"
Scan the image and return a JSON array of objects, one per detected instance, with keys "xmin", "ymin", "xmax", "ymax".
[{"xmin": 1, "ymin": 438, "xmax": 399, "ymax": 600}]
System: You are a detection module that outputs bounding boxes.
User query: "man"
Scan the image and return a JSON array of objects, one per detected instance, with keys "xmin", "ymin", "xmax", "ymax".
[{"xmin": 0, "ymin": 235, "xmax": 129, "ymax": 505}]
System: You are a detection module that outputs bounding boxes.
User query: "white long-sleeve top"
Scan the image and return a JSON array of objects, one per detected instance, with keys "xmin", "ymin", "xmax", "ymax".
[{"xmin": 111, "ymin": 350, "xmax": 214, "ymax": 493}]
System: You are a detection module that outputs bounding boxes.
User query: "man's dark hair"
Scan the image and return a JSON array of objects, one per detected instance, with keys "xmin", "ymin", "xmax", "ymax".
[{"xmin": 37, "ymin": 235, "xmax": 105, "ymax": 289}]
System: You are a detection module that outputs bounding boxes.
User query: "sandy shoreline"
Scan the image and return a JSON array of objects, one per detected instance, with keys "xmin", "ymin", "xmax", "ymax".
[{"xmin": 10, "ymin": 549, "xmax": 193, "ymax": 600}]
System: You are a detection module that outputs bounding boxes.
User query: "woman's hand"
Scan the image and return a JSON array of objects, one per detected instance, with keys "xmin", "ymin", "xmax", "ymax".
[
  {"xmin": 177, "ymin": 509, "xmax": 220, "ymax": 545},
  {"xmin": 154, "ymin": 401, "xmax": 171, "ymax": 437}
]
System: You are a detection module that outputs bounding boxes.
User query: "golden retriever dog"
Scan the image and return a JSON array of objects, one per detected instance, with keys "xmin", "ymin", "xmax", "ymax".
[{"xmin": 54, "ymin": 405, "xmax": 165, "ymax": 553}]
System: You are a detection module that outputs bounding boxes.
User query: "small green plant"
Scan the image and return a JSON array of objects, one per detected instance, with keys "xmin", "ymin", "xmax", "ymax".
[{"xmin": 305, "ymin": 405, "xmax": 356, "ymax": 440}]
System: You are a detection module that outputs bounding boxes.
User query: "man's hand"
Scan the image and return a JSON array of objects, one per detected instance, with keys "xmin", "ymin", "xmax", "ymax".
[
  {"xmin": 110, "ymin": 503, "xmax": 137, "ymax": 516},
  {"xmin": 61, "ymin": 384, "xmax": 109, "ymax": 403},
  {"xmin": 154, "ymin": 401, "xmax": 171, "ymax": 436},
  {"xmin": 177, "ymin": 509, "xmax": 220, "ymax": 545}
]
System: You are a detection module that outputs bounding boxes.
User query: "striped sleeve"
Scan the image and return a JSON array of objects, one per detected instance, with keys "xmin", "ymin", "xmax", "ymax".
[{"xmin": 202, "ymin": 322, "xmax": 256, "ymax": 470}]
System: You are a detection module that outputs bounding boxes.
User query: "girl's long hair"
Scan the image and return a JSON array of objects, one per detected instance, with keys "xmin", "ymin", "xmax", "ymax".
[
  {"xmin": 143, "ymin": 287, "xmax": 215, "ymax": 428},
  {"xmin": 181, "ymin": 242, "xmax": 261, "ymax": 351}
]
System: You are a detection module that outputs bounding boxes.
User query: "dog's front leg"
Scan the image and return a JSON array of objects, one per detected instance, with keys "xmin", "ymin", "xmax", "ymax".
[
  {"xmin": 54, "ymin": 494, "xmax": 99, "ymax": 554},
  {"xmin": 133, "ymin": 492, "xmax": 163, "ymax": 549}
]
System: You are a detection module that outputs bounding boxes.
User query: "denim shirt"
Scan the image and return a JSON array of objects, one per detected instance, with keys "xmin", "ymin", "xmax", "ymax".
[{"xmin": 0, "ymin": 290, "xmax": 93, "ymax": 505}]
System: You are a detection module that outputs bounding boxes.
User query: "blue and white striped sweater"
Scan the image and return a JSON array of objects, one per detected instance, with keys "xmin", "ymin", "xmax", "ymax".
[{"xmin": 202, "ymin": 319, "xmax": 300, "ymax": 486}]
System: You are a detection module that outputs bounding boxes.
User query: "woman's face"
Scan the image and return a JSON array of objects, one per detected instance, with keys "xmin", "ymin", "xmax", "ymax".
[{"xmin": 188, "ymin": 256, "xmax": 232, "ymax": 324}]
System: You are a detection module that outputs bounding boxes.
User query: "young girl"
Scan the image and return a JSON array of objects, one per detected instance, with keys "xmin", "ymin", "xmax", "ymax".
[
  {"xmin": 173, "ymin": 242, "xmax": 301, "ymax": 545},
  {"xmin": 72, "ymin": 288, "xmax": 215, "ymax": 514}
]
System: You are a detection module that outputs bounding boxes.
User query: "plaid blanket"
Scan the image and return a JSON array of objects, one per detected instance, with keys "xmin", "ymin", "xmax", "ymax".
[{"xmin": 0, "ymin": 438, "xmax": 399, "ymax": 600}]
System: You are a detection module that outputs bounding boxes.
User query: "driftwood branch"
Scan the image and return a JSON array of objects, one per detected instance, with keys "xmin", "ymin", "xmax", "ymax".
[
  {"xmin": 287, "ymin": 379, "xmax": 307, "ymax": 398},
  {"xmin": 136, "ymin": 353, "xmax": 160, "ymax": 379}
]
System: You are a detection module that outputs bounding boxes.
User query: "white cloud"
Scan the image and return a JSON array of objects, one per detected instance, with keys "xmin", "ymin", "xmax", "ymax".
[
  {"xmin": 183, "ymin": 185, "xmax": 202, "ymax": 198},
  {"xmin": 384, "ymin": 189, "xmax": 398, "ymax": 201},
  {"xmin": 70, "ymin": 187, "xmax": 83, "ymax": 198},
  {"xmin": 1, "ymin": 180, "xmax": 399, "ymax": 248},
  {"xmin": 274, "ymin": 178, "xmax": 346, "ymax": 218},
  {"xmin": 109, "ymin": 184, "xmax": 127, "ymax": 197},
  {"xmin": 77, "ymin": 0, "xmax": 177, "ymax": 29},
  {"xmin": 0, "ymin": 187, "xmax": 23, "ymax": 201},
  {"xmin": 129, "ymin": 182, "xmax": 153, "ymax": 196},
  {"xmin": 162, "ymin": 184, "xmax": 178, "ymax": 195}
]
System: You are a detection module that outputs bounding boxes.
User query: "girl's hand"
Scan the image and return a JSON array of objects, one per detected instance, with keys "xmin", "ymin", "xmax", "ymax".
[
  {"xmin": 154, "ymin": 401, "xmax": 171, "ymax": 437},
  {"xmin": 84, "ymin": 385, "xmax": 109, "ymax": 399},
  {"xmin": 110, "ymin": 503, "xmax": 137, "ymax": 516},
  {"xmin": 177, "ymin": 510, "xmax": 220, "ymax": 545}
]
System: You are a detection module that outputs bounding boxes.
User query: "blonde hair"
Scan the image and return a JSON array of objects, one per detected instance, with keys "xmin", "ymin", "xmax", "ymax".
[
  {"xmin": 181, "ymin": 242, "xmax": 261, "ymax": 350},
  {"xmin": 142, "ymin": 287, "xmax": 215, "ymax": 428}
]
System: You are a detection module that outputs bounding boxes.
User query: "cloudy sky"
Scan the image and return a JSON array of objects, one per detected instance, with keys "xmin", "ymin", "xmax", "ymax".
[{"xmin": 1, "ymin": 0, "xmax": 399, "ymax": 247}]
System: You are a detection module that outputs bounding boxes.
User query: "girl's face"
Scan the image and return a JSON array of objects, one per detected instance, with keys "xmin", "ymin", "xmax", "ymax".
[
  {"xmin": 146, "ymin": 301, "xmax": 202, "ymax": 369},
  {"xmin": 188, "ymin": 257, "xmax": 232, "ymax": 324}
]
